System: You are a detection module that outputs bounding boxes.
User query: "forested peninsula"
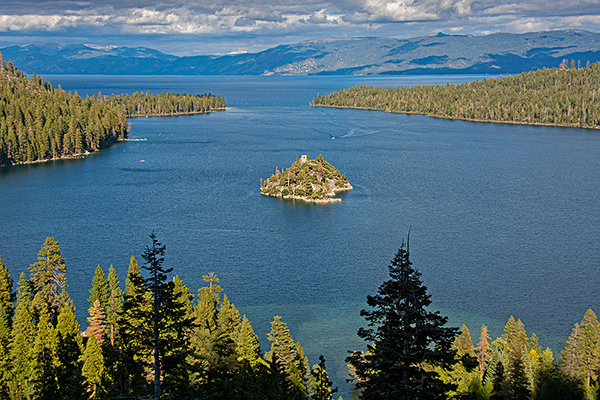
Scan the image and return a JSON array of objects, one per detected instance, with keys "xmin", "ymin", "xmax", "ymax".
[
  {"xmin": 312, "ymin": 61, "xmax": 600, "ymax": 129},
  {"xmin": 0, "ymin": 235, "xmax": 599, "ymax": 399},
  {"xmin": 0, "ymin": 53, "xmax": 225, "ymax": 167}
]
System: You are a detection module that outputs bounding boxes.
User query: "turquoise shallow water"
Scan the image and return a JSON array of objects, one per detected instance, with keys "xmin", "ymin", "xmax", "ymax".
[{"xmin": 1, "ymin": 74, "xmax": 600, "ymax": 396}]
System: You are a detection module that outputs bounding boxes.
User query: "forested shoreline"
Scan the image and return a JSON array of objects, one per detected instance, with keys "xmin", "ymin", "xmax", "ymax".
[
  {"xmin": 312, "ymin": 61, "xmax": 600, "ymax": 130},
  {"xmin": 104, "ymin": 91, "xmax": 226, "ymax": 119},
  {"xmin": 0, "ymin": 236, "xmax": 599, "ymax": 399},
  {"xmin": 0, "ymin": 52, "xmax": 225, "ymax": 168}
]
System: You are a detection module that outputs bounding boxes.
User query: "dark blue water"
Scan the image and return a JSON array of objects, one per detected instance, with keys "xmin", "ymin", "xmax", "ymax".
[{"xmin": 1, "ymin": 75, "xmax": 600, "ymax": 395}]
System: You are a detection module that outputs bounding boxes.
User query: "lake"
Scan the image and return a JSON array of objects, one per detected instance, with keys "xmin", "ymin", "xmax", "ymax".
[{"xmin": 1, "ymin": 74, "xmax": 600, "ymax": 396}]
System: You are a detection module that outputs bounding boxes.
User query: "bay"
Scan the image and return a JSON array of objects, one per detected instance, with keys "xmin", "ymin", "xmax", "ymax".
[{"xmin": 1, "ymin": 74, "xmax": 600, "ymax": 396}]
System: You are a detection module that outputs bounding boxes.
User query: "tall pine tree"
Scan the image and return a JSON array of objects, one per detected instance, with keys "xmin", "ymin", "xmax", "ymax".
[
  {"xmin": 29, "ymin": 237, "xmax": 68, "ymax": 320},
  {"xmin": 121, "ymin": 233, "xmax": 193, "ymax": 399},
  {"xmin": 347, "ymin": 242, "xmax": 458, "ymax": 400}
]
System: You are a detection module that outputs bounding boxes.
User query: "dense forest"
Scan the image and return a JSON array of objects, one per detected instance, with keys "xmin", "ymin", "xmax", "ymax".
[
  {"xmin": 312, "ymin": 60, "xmax": 600, "ymax": 129},
  {"xmin": 0, "ymin": 52, "xmax": 225, "ymax": 167},
  {"xmin": 0, "ymin": 235, "xmax": 599, "ymax": 399},
  {"xmin": 0, "ymin": 235, "xmax": 339, "ymax": 400},
  {"xmin": 104, "ymin": 91, "xmax": 225, "ymax": 118}
]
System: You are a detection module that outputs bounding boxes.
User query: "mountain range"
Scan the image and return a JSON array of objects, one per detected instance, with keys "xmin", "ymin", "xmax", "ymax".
[{"xmin": 2, "ymin": 29, "xmax": 600, "ymax": 75}]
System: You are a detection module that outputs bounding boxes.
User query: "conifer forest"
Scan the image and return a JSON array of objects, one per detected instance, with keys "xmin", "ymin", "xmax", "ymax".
[
  {"xmin": 0, "ymin": 53, "xmax": 225, "ymax": 168},
  {"xmin": 0, "ymin": 234, "xmax": 598, "ymax": 400},
  {"xmin": 312, "ymin": 60, "xmax": 600, "ymax": 130}
]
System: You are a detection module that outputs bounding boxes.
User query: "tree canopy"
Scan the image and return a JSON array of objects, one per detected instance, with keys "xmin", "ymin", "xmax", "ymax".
[{"xmin": 312, "ymin": 61, "xmax": 600, "ymax": 130}]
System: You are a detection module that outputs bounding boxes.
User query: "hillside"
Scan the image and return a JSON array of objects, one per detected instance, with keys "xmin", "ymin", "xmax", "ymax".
[
  {"xmin": 312, "ymin": 62, "xmax": 600, "ymax": 129},
  {"xmin": 0, "ymin": 57, "xmax": 225, "ymax": 167},
  {"xmin": 4, "ymin": 30, "xmax": 600, "ymax": 75},
  {"xmin": 261, "ymin": 155, "xmax": 352, "ymax": 203},
  {"xmin": 0, "ymin": 59, "xmax": 128, "ymax": 167}
]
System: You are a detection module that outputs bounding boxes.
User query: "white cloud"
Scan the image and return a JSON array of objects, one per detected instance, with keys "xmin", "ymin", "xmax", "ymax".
[{"xmin": 2, "ymin": 0, "xmax": 600, "ymax": 55}]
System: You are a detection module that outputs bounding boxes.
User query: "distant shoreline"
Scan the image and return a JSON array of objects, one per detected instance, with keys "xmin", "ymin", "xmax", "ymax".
[
  {"xmin": 126, "ymin": 107, "xmax": 228, "ymax": 119},
  {"xmin": 311, "ymin": 103, "xmax": 600, "ymax": 130}
]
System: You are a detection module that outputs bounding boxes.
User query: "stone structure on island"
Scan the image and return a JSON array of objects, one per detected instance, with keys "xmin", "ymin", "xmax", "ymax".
[{"xmin": 260, "ymin": 154, "xmax": 352, "ymax": 203}]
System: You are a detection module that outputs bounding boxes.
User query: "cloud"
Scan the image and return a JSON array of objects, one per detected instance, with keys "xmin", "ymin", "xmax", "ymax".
[{"xmin": 1, "ymin": 0, "xmax": 600, "ymax": 55}]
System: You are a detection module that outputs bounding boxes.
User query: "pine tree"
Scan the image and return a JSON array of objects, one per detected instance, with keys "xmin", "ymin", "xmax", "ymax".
[
  {"xmin": 500, "ymin": 316, "xmax": 532, "ymax": 400},
  {"xmin": 29, "ymin": 237, "xmax": 68, "ymax": 319},
  {"xmin": 106, "ymin": 264, "xmax": 123, "ymax": 348},
  {"xmin": 82, "ymin": 333, "xmax": 107, "ymax": 399},
  {"xmin": 173, "ymin": 275, "xmax": 193, "ymax": 320},
  {"xmin": 88, "ymin": 299, "xmax": 107, "ymax": 346},
  {"xmin": 265, "ymin": 315, "xmax": 307, "ymax": 398},
  {"xmin": 125, "ymin": 255, "xmax": 141, "ymax": 296},
  {"xmin": 476, "ymin": 325, "xmax": 492, "ymax": 381},
  {"xmin": 89, "ymin": 264, "xmax": 109, "ymax": 314},
  {"xmin": 347, "ymin": 242, "xmax": 458, "ymax": 400},
  {"xmin": 0, "ymin": 306, "xmax": 10, "ymax": 398},
  {"xmin": 308, "ymin": 355, "xmax": 337, "ymax": 400},
  {"xmin": 0, "ymin": 257, "xmax": 12, "ymax": 397},
  {"xmin": 117, "ymin": 255, "xmax": 151, "ymax": 396},
  {"xmin": 55, "ymin": 303, "xmax": 84, "ymax": 398},
  {"xmin": 8, "ymin": 273, "xmax": 35, "ymax": 399},
  {"xmin": 121, "ymin": 233, "xmax": 194, "ymax": 399},
  {"xmin": 560, "ymin": 309, "xmax": 600, "ymax": 390},
  {"xmin": 29, "ymin": 305, "xmax": 59, "ymax": 399},
  {"xmin": 0, "ymin": 257, "xmax": 13, "ymax": 317},
  {"xmin": 190, "ymin": 273, "xmax": 241, "ymax": 397},
  {"xmin": 235, "ymin": 315, "xmax": 261, "ymax": 366},
  {"xmin": 455, "ymin": 324, "xmax": 475, "ymax": 357}
]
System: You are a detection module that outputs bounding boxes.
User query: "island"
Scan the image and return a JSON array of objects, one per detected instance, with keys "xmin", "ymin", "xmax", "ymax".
[{"xmin": 260, "ymin": 154, "xmax": 352, "ymax": 203}]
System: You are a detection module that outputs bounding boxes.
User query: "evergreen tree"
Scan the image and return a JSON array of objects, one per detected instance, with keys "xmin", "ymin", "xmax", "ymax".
[
  {"xmin": 476, "ymin": 325, "xmax": 492, "ymax": 381},
  {"xmin": 560, "ymin": 309, "xmax": 600, "ymax": 390},
  {"xmin": 29, "ymin": 237, "xmax": 67, "ymax": 319},
  {"xmin": 265, "ymin": 315, "xmax": 307, "ymax": 398},
  {"xmin": 308, "ymin": 355, "xmax": 337, "ymax": 400},
  {"xmin": 87, "ymin": 299, "xmax": 107, "ymax": 346},
  {"xmin": 235, "ymin": 315, "xmax": 261, "ymax": 366},
  {"xmin": 82, "ymin": 333, "xmax": 107, "ymax": 399},
  {"xmin": 347, "ymin": 242, "xmax": 458, "ymax": 400},
  {"xmin": 173, "ymin": 275, "xmax": 193, "ymax": 320},
  {"xmin": 121, "ymin": 233, "xmax": 194, "ymax": 399},
  {"xmin": 117, "ymin": 255, "xmax": 151, "ymax": 396},
  {"xmin": 29, "ymin": 305, "xmax": 59, "ymax": 399},
  {"xmin": 0, "ymin": 257, "xmax": 13, "ymax": 317},
  {"xmin": 495, "ymin": 316, "xmax": 532, "ymax": 400},
  {"xmin": 190, "ymin": 274, "xmax": 241, "ymax": 397},
  {"xmin": 88, "ymin": 264, "xmax": 109, "ymax": 314},
  {"xmin": 125, "ymin": 255, "xmax": 141, "ymax": 296},
  {"xmin": 55, "ymin": 303, "xmax": 84, "ymax": 399},
  {"xmin": 0, "ymin": 307, "xmax": 10, "ymax": 399},
  {"xmin": 106, "ymin": 264, "xmax": 123, "ymax": 348},
  {"xmin": 8, "ymin": 273, "xmax": 35, "ymax": 399}
]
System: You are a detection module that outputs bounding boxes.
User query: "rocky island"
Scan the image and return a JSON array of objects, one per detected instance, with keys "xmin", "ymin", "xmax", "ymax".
[{"xmin": 261, "ymin": 154, "xmax": 352, "ymax": 203}]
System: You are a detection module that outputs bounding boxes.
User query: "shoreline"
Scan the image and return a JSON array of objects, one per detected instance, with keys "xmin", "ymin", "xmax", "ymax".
[
  {"xmin": 125, "ymin": 107, "xmax": 227, "ymax": 119},
  {"xmin": 310, "ymin": 104, "xmax": 600, "ymax": 130},
  {"xmin": 0, "ymin": 152, "xmax": 90, "ymax": 168},
  {"xmin": 1, "ymin": 108, "xmax": 228, "ymax": 168},
  {"xmin": 261, "ymin": 184, "xmax": 353, "ymax": 203}
]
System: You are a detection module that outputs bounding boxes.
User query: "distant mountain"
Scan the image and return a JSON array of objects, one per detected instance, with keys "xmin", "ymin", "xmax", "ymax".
[
  {"xmin": 3, "ymin": 30, "xmax": 600, "ymax": 75},
  {"xmin": 0, "ymin": 43, "xmax": 177, "ymax": 74}
]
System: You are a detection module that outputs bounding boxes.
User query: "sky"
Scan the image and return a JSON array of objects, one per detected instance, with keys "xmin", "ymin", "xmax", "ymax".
[{"xmin": 1, "ymin": 0, "xmax": 600, "ymax": 55}]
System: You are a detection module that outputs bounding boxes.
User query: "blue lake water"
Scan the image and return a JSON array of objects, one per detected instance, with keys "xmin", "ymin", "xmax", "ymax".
[{"xmin": 1, "ymin": 74, "xmax": 600, "ymax": 396}]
